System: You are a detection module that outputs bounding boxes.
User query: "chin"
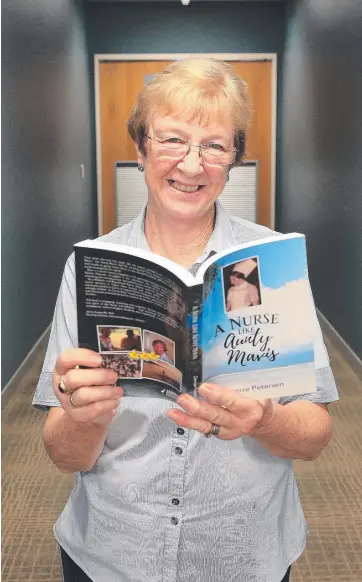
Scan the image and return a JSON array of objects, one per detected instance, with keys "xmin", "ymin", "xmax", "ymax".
[
  {"xmin": 167, "ymin": 199, "xmax": 212, "ymax": 220},
  {"xmin": 164, "ymin": 190, "xmax": 216, "ymax": 217}
]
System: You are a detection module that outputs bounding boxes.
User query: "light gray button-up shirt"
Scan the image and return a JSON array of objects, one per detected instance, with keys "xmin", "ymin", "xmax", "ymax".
[{"xmin": 33, "ymin": 202, "xmax": 339, "ymax": 582}]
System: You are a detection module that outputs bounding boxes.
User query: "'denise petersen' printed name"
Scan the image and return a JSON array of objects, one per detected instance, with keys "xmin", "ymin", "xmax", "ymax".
[{"xmin": 235, "ymin": 382, "xmax": 285, "ymax": 393}]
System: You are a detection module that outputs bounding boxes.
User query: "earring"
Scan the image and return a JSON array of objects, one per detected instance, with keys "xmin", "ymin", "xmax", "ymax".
[
  {"xmin": 226, "ymin": 174, "xmax": 230, "ymax": 182},
  {"xmin": 138, "ymin": 164, "xmax": 144, "ymax": 172}
]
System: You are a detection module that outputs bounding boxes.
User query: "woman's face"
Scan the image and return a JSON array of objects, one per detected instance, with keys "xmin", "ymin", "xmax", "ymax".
[
  {"xmin": 230, "ymin": 272, "xmax": 245, "ymax": 286},
  {"xmin": 137, "ymin": 113, "xmax": 233, "ymax": 221}
]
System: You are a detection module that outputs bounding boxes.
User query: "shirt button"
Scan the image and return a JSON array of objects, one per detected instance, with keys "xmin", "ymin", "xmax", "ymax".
[
  {"xmin": 171, "ymin": 517, "xmax": 179, "ymax": 525},
  {"xmin": 175, "ymin": 447, "xmax": 183, "ymax": 455},
  {"xmin": 177, "ymin": 428, "xmax": 185, "ymax": 435},
  {"xmin": 172, "ymin": 498, "xmax": 180, "ymax": 505}
]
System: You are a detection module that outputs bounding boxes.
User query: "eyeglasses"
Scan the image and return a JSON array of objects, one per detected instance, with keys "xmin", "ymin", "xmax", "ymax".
[
  {"xmin": 147, "ymin": 135, "xmax": 236, "ymax": 167},
  {"xmin": 230, "ymin": 272, "xmax": 246, "ymax": 279}
]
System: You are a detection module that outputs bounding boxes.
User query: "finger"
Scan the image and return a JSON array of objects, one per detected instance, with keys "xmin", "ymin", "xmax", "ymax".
[
  {"xmin": 176, "ymin": 393, "xmax": 235, "ymax": 428},
  {"xmin": 61, "ymin": 368, "xmax": 119, "ymax": 392},
  {"xmin": 64, "ymin": 398, "xmax": 121, "ymax": 424},
  {"xmin": 198, "ymin": 383, "xmax": 257, "ymax": 413},
  {"xmin": 167, "ymin": 409, "xmax": 240, "ymax": 440},
  {"xmin": 55, "ymin": 349, "xmax": 103, "ymax": 376},
  {"xmin": 167, "ymin": 408, "xmax": 214, "ymax": 435},
  {"xmin": 68, "ymin": 385, "xmax": 124, "ymax": 408},
  {"xmin": 168, "ymin": 407, "xmax": 252, "ymax": 440}
]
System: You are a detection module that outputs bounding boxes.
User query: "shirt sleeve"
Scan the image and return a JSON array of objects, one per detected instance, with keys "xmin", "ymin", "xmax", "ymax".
[
  {"xmin": 279, "ymin": 284, "xmax": 340, "ymax": 405},
  {"xmin": 32, "ymin": 253, "xmax": 78, "ymax": 411}
]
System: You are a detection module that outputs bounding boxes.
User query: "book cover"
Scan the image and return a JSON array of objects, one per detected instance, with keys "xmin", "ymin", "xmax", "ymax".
[
  {"xmin": 199, "ymin": 235, "xmax": 316, "ymax": 399},
  {"xmin": 75, "ymin": 234, "xmax": 316, "ymax": 401}
]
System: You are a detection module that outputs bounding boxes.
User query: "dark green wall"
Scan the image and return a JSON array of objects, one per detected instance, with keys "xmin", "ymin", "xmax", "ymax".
[
  {"xmin": 2, "ymin": 0, "xmax": 96, "ymax": 387},
  {"xmin": 280, "ymin": 0, "xmax": 362, "ymax": 359},
  {"xmin": 86, "ymin": 1, "xmax": 286, "ymax": 54}
]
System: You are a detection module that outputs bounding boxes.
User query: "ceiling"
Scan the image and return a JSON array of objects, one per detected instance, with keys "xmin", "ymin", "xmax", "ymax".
[{"xmin": 89, "ymin": 1, "xmax": 283, "ymax": 3}]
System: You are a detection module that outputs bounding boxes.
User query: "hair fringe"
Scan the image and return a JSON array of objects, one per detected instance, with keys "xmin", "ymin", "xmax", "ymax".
[{"xmin": 128, "ymin": 58, "xmax": 252, "ymax": 164}]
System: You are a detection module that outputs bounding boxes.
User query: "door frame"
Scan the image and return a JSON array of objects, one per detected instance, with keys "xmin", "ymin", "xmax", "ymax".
[{"xmin": 94, "ymin": 53, "xmax": 277, "ymax": 235}]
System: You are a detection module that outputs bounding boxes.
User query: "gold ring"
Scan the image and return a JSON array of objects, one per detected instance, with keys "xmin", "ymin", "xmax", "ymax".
[{"xmin": 69, "ymin": 392, "xmax": 77, "ymax": 407}]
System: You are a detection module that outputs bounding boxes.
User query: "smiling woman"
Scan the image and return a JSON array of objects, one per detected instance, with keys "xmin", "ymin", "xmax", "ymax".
[
  {"xmin": 34, "ymin": 56, "xmax": 339, "ymax": 582},
  {"xmin": 127, "ymin": 58, "xmax": 252, "ymax": 266}
]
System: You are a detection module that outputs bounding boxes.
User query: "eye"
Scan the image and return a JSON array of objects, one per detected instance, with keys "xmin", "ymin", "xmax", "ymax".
[
  {"xmin": 162, "ymin": 137, "xmax": 185, "ymax": 144},
  {"xmin": 205, "ymin": 142, "xmax": 225, "ymax": 152}
]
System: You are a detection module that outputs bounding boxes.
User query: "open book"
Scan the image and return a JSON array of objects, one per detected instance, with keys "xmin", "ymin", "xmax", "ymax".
[{"xmin": 75, "ymin": 233, "xmax": 316, "ymax": 401}]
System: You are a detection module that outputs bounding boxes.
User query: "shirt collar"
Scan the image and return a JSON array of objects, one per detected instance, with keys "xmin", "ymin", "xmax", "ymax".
[{"xmin": 127, "ymin": 200, "xmax": 237, "ymax": 261}]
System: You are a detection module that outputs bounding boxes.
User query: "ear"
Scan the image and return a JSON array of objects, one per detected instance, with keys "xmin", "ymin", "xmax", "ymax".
[{"xmin": 135, "ymin": 145, "xmax": 146, "ymax": 167}]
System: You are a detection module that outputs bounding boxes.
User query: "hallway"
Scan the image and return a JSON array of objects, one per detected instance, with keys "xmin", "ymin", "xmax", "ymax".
[{"xmin": 2, "ymin": 331, "xmax": 362, "ymax": 582}]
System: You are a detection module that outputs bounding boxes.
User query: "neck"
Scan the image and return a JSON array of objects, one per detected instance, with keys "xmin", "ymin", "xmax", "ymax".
[{"xmin": 144, "ymin": 201, "xmax": 215, "ymax": 268}]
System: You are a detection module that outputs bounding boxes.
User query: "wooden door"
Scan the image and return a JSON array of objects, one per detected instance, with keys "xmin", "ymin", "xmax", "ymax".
[{"xmin": 98, "ymin": 59, "xmax": 273, "ymax": 234}]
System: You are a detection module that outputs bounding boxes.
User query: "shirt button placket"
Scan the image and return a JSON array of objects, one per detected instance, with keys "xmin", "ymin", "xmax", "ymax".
[{"xmin": 162, "ymin": 429, "xmax": 188, "ymax": 582}]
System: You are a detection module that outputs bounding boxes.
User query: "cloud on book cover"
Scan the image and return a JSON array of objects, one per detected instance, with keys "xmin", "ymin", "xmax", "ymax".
[
  {"xmin": 204, "ymin": 278, "xmax": 313, "ymax": 359},
  {"xmin": 260, "ymin": 279, "xmax": 313, "ymax": 350}
]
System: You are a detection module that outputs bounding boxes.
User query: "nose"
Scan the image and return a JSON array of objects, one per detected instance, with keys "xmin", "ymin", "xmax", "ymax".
[{"xmin": 176, "ymin": 147, "xmax": 204, "ymax": 177}]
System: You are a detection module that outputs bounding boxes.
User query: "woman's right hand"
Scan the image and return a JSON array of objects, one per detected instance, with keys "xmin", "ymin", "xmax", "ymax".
[{"xmin": 52, "ymin": 348, "xmax": 123, "ymax": 426}]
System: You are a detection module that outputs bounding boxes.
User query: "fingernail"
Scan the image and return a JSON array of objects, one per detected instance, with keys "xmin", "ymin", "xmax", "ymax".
[{"xmin": 91, "ymin": 355, "xmax": 102, "ymax": 365}]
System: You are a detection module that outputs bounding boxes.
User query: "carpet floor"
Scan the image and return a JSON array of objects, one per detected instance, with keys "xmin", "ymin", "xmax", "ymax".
[{"xmin": 2, "ymin": 332, "xmax": 362, "ymax": 581}]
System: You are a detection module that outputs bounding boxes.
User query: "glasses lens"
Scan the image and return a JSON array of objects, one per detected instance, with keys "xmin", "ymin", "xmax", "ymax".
[
  {"xmin": 202, "ymin": 149, "xmax": 235, "ymax": 167},
  {"xmin": 152, "ymin": 137, "xmax": 236, "ymax": 166},
  {"xmin": 158, "ymin": 142, "xmax": 188, "ymax": 159},
  {"xmin": 231, "ymin": 272, "xmax": 244, "ymax": 279}
]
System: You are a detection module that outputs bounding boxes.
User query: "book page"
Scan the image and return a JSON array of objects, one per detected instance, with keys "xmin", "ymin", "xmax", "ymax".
[{"xmin": 75, "ymin": 246, "xmax": 193, "ymax": 400}]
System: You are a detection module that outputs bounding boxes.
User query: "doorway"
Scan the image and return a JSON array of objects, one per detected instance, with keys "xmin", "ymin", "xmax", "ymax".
[{"xmin": 95, "ymin": 54, "xmax": 277, "ymax": 235}]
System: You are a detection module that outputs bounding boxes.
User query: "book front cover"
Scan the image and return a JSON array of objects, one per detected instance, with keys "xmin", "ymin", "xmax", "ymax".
[{"xmin": 200, "ymin": 236, "xmax": 316, "ymax": 399}]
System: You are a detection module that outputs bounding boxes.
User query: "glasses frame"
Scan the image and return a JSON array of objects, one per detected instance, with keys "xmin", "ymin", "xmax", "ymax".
[{"xmin": 146, "ymin": 135, "xmax": 237, "ymax": 167}]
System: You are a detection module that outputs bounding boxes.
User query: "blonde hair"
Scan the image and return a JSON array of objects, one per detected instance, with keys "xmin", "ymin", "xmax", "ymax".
[{"xmin": 128, "ymin": 58, "xmax": 251, "ymax": 165}]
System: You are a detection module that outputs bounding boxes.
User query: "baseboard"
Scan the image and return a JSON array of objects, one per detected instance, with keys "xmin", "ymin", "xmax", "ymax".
[
  {"xmin": 317, "ymin": 309, "xmax": 362, "ymax": 378},
  {"xmin": 1, "ymin": 325, "xmax": 51, "ymax": 409}
]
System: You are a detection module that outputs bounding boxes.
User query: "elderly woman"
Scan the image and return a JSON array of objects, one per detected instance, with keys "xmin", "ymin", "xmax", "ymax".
[{"xmin": 33, "ymin": 58, "xmax": 339, "ymax": 582}]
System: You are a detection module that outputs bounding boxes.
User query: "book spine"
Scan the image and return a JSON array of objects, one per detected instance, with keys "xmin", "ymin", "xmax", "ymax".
[{"xmin": 186, "ymin": 284, "xmax": 203, "ymax": 395}]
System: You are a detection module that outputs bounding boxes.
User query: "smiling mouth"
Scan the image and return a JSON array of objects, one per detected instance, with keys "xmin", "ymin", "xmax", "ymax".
[{"xmin": 168, "ymin": 180, "xmax": 204, "ymax": 193}]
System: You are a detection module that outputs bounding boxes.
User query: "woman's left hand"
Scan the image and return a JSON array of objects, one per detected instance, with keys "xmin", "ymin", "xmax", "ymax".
[{"xmin": 167, "ymin": 383, "xmax": 274, "ymax": 440}]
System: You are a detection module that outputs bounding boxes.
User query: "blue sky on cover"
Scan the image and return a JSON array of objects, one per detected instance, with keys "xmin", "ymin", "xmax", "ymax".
[
  {"xmin": 221, "ymin": 236, "xmax": 309, "ymax": 289},
  {"xmin": 200, "ymin": 236, "xmax": 310, "ymax": 354}
]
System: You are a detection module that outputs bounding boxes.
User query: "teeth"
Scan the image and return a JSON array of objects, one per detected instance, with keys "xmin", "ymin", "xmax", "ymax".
[{"xmin": 169, "ymin": 180, "xmax": 200, "ymax": 193}]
